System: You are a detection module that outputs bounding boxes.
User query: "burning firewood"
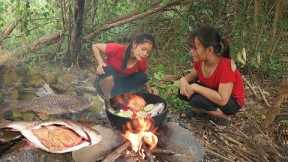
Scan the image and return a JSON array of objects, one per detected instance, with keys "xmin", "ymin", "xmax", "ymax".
[{"xmin": 102, "ymin": 141, "xmax": 131, "ymax": 162}]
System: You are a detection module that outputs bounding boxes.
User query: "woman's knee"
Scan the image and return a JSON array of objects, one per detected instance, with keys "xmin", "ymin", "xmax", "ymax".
[
  {"xmin": 189, "ymin": 94, "xmax": 217, "ymax": 111},
  {"xmin": 189, "ymin": 94, "xmax": 208, "ymax": 106},
  {"xmin": 220, "ymin": 97, "xmax": 240, "ymax": 115}
]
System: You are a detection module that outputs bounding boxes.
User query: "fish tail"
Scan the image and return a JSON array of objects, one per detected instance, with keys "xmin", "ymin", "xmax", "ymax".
[{"xmin": 0, "ymin": 137, "xmax": 22, "ymax": 157}]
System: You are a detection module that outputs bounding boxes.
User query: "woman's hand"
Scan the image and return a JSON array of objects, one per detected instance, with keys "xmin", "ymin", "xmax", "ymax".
[
  {"xmin": 186, "ymin": 83, "xmax": 198, "ymax": 98},
  {"xmin": 148, "ymin": 86, "xmax": 159, "ymax": 95},
  {"xmin": 92, "ymin": 43, "xmax": 107, "ymax": 75},
  {"xmin": 180, "ymin": 77, "xmax": 190, "ymax": 98},
  {"xmin": 96, "ymin": 63, "xmax": 107, "ymax": 75},
  {"xmin": 146, "ymin": 84, "xmax": 159, "ymax": 95}
]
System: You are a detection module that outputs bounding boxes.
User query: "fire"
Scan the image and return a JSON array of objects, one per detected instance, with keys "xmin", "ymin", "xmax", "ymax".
[
  {"xmin": 123, "ymin": 113, "xmax": 158, "ymax": 158},
  {"xmin": 113, "ymin": 93, "xmax": 159, "ymax": 158}
]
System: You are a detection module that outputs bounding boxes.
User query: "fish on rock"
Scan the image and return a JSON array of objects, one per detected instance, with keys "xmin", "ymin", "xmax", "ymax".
[
  {"xmin": 3, "ymin": 94, "xmax": 93, "ymax": 115},
  {"xmin": 0, "ymin": 120, "xmax": 102, "ymax": 153}
]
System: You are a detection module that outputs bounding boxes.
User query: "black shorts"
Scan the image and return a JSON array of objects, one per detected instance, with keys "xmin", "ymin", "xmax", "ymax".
[
  {"xmin": 179, "ymin": 92, "xmax": 240, "ymax": 115},
  {"xmin": 94, "ymin": 66, "xmax": 149, "ymax": 97}
]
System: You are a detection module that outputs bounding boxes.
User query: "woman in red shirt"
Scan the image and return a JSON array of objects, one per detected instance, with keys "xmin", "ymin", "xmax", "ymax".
[
  {"xmin": 92, "ymin": 33, "xmax": 155, "ymax": 99},
  {"xmin": 179, "ymin": 26, "xmax": 245, "ymax": 121}
]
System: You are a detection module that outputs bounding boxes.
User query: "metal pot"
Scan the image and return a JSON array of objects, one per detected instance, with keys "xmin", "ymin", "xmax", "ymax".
[{"xmin": 105, "ymin": 93, "xmax": 168, "ymax": 131}]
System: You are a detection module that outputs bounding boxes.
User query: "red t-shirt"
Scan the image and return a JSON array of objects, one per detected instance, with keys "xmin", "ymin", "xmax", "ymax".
[
  {"xmin": 105, "ymin": 43, "xmax": 148, "ymax": 76},
  {"xmin": 194, "ymin": 58, "xmax": 245, "ymax": 107}
]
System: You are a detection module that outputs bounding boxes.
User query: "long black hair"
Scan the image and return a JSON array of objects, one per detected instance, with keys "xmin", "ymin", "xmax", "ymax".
[
  {"xmin": 189, "ymin": 25, "xmax": 230, "ymax": 58},
  {"xmin": 122, "ymin": 33, "xmax": 155, "ymax": 69}
]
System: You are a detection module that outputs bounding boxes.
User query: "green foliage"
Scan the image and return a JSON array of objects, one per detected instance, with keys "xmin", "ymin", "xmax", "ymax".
[
  {"xmin": 149, "ymin": 65, "xmax": 189, "ymax": 112},
  {"xmin": 259, "ymin": 56, "xmax": 287, "ymax": 80},
  {"xmin": 0, "ymin": 0, "xmax": 58, "ymax": 49}
]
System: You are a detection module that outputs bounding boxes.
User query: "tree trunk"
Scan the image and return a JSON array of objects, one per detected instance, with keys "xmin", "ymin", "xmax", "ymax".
[{"xmin": 67, "ymin": 0, "xmax": 85, "ymax": 67}]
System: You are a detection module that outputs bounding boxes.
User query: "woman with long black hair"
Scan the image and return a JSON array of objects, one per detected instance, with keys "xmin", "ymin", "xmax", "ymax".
[
  {"xmin": 179, "ymin": 25, "xmax": 245, "ymax": 122},
  {"xmin": 92, "ymin": 33, "xmax": 156, "ymax": 99}
]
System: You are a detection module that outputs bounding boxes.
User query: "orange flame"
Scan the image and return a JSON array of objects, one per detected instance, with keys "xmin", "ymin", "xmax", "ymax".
[{"xmin": 123, "ymin": 113, "xmax": 158, "ymax": 156}]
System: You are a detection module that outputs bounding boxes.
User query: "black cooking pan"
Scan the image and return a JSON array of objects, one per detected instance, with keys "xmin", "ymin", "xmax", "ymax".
[{"xmin": 105, "ymin": 93, "xmax": 168, "ymax": 131}]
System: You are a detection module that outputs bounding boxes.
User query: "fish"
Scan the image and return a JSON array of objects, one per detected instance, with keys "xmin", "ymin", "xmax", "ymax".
[
  {"xmin": 3, "ymin": 94, "xmax": 93, "ymax": 115},
  {"xmin": 0, "ymin": 120, "xmax": 102, "ymax": 153},
  {"xmin": 0, "ymin": 137, "xmax": 23, "ymax": 157},
  {"xmin": 111, "ymin": 93, "xmax": 146, "ymax": 112},
  {"xmin": 0, "ymin": 128, "xmax": 22, "ymax": 143},
  {"xmin": 0, "ymin": 125, "xmax": 23, "ymax": 156}
]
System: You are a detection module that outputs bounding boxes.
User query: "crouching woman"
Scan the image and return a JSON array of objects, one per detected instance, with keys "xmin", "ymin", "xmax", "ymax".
[
  {"xmin": 179, "ymin": 25, "xmax": 245, "ymax": 121},
  {"xmin": 92, "ymin": 33, "xmax": 156, "ymax": 99}
]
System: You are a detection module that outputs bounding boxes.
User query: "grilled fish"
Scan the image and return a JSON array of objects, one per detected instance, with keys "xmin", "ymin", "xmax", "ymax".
[{"xmin": 1, "ymin": 120, "xmax": 102, "ymax": 153}]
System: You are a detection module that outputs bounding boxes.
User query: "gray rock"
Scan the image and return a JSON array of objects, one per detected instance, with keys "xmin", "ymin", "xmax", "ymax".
[{"xmin": 157, "ymin": 122, "xmax": 204, "ymax": 162}]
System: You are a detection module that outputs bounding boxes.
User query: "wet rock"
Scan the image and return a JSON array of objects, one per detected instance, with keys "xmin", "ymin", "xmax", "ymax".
[
  {"xmin": 55, "ymin": 109, "xmax": 108, "ymax": 125},
  {"xmin": 52, "ymin": 73, "xmax": 75, "ymax": 94},
  {"xmin": 25, "ymin": 68, "xmax": 44, "ymax": 88},
  {"xmin": 0, "ymin": 49, "xmax": 14, "ymax": 65},
  {"xmin": 89, "ymin": 95, "xmax": 105, "ymax": 113},
  {"xmin": 3, "ymin": 111, "xmax": 41, "ymax": 121},
  {"xmin": 41, "ymin": 71, "xmax": 58, "ymax": 85},
  {"xmin": 0, "ymin": 65, "xmax": 17, "ymax": 87}
]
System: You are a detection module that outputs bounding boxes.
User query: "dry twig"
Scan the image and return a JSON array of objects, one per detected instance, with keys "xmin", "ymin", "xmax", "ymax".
[
  {"xmin": 243, "ymin": 76, "xmax": 259, "ymax": 99},
  {"xmin": 204, "ymin": 148, "xmax": 234, "ymax": 162},
  {"xmin": 257, "ymin": 86, "xmax": 271, "ymax": 107}
]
